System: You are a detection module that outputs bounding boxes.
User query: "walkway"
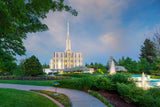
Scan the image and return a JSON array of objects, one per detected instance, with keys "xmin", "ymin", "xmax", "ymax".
[{"xmin": 0, "ymin": 83, "xmax": 107, "ymax": 107}]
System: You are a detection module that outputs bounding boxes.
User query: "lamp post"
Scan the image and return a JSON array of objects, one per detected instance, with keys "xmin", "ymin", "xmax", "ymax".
[{"xmin": 53, "ymin": 82, "xmax": 59, "ymax": 96}]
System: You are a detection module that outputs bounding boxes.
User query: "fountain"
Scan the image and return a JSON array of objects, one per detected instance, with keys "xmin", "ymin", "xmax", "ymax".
[{"xmin": 132, "ymin": 72, "xmax": 152, "ymax": 89}]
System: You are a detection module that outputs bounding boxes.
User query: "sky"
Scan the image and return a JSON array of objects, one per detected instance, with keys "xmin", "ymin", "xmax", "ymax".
[{"xmin": 18, "ymin": 0, "xmax": 160, "ymax": 65}]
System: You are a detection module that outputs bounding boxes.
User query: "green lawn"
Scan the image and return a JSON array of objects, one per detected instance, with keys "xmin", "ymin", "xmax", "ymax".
[
  {"xmin": 32, "ymin": 90, "xmax": 72, "ymax": 107},
  {"xmin": 0, "ymin": 88, "xmax": 58, "ymax": 107},
  {"xmin": 0, "ymin": 80, "xmax": 55, "ymax": 86}
]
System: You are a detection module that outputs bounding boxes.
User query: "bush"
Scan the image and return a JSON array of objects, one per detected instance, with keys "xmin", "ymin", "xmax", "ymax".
[
  {"xmin": 54, "ymin": 79, "xmax": 83, "ymax": 90},
  {"xmin": 147, "ymin": 88, "xmax": 160, "ymax": 98},
  {"xmin": 108, "ymin": 73, "xmax": 134, "ymax": 84},
  {"xmin": 117, "ymin": 83, "xmax": 160, "ymax": 107},
  {"xmin": 61, "ymin": 73, "xmax": 93, "ymax": 78},
  {"xmin": 80, "ymin": 77, "xmax": 93, "ymax": 90},
  {"xmin": 135, "ymin": 94, "xmax": 155, "ymax": 107},
  {"xmin": 94, "ymin": 77, "xmax": 116, "ymax": 91},
  {"xmin": 117, "ymin": 83, "xmax": 144, "ymax": 103}
]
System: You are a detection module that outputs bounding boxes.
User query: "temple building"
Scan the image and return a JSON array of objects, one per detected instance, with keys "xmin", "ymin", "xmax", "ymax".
[{"xmin": 50, "ymin": 22, "xmax": 83, "ymax": 70}]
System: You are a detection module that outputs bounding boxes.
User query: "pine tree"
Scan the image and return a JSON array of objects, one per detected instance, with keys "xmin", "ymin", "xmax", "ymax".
[{"xmin": 140, "ymin": 39, "xmax": 157, "ymax": 64}]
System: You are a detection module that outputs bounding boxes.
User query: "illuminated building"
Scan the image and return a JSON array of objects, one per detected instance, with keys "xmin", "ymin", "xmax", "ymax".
[{"xmin": 50, "ymin": 22, "xmax": 83, "ymax": 70}]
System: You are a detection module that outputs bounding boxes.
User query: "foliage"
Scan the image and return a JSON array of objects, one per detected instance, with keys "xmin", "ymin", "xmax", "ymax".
[
  {"xmin": 152, "ymin": 29, "xmax": 160, "ymax": 57},
  {"xmin": 150, "ymin": 58, "xmax": 160, "ymax": 75},
  {"xmin": 13, "ymin": 66, "xmax": 25, "ymax": 76},
  {"xmin": 61, "ymin": 73, "xmax": 94, "ymax": 78},
  {"xmin": 86, "ymin": 62, "xmax": 107, "ymax": 73},
  {"xmin": 151, "ymin": 75, "xmax": 160, "ymax": 79},
  {"xmin": 42, "ymin": 63, "xmax": 49, "ymax": 69},
  {"xmin": 88, "ymin": 90, "xmax": 114, "ymax": 107},
  {"xmin": 118, "ymin": 57, "xmax": 138, "ymax": 73},
  {"xmin": 0, "ymin": 88, "xmax": 58, "ymax": 107},
  {"xmin": 55, "ymin": 74, "xmax": 133, "ymax": 91},
  {"xmin": 137, "ymin": 58, "xmax": 150, "ymax": 74},
  {"xmin": 23, "ymin": 55, "xmax": 43, "ymax": 76},
  {"xmin": 117, "ymin": 83, "xmax": 143, "ymax": 103},
  {"xmin": 117, "ymin": 83, "xmax": 160, "ymax": 107},
  {"xmin": 0, "ymin": 0, "xmax": 77, "ymax": 74},
  {"xmin": 108, "ymin": 73, "xmax": 134, "ymax": 85},
  {"xmin": 54, "ymin": 78, "xmax": 83, "ymax": 90},
  {"xmin": 147, "ymin": 88, "xmax": 160, "ymax": 98},
  {"xmin": 0, "ymin": 56, "xmax": 17, "ymax": 75},
  {"xmin": 32, "ymin": 90, "xmax": 72, "ymax": 107},
  {"xmin": 139, "ymin": 38, "xmax": 157, "ymax": 64},
  {"xmin": 94, "ymin": 77, "xmax": 115, "ymax": 90},
  {"xmin": 95, "ymin": 69, "xmax": 104, "ymax": 74}
]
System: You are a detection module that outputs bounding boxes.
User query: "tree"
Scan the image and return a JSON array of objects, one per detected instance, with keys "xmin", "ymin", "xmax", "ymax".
[
  {"xmin": 137, "ymin": 58, "xmax": 150, "ymax": 74},
  {"xmin": 139, "ymin": 38, "xmax": 157, "ymax": 64},
  {"xmin": 152, "ymin": 29, "xmax": 160, "ymax": 58},
  {"xmin": 42, "ymin": 63, "xmax": 49, "ymax": 69},
  {"xmin": 150, "ymin": 58, "xmax": 160, "ymax": 75},
  {"xmin": 0, "ymin": 0, "xmax": 77, "ymax": 73},
  {"xmin": 23, "ymin": 55, "xmax": 43, "ymax": 76},
  {"xmin": 118, "ymin": 57, "xmax": 138, "ymax": 73}
]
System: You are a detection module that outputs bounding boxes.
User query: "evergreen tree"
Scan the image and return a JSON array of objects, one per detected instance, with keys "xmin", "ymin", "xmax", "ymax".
[
  {"xmin": 153, "ymin": 31, "xmax": 160, "ymax": 58},
  {"xmin": 139, "ymin": 38, "xmax": 157, "ymax": 64},
  {"xmin": 42, "ymin": 63, "xmax": 49, "ymax": 69},
  {"xmin": 137, "ymin": 58, "xmax": 150, "ymax": 74},
  {"xmin": 23, "ymin": 55, "xmax": 43, "ymax": 76}
]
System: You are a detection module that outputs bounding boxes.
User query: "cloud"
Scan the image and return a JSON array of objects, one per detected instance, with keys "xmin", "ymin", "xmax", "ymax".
[
  {"xmin": 99, "ymin": 32, "xmax": 123, "ymax": 52},
  {"xmin": 22, "ymin": 0, "xmax": 159, "ymax": 64}
]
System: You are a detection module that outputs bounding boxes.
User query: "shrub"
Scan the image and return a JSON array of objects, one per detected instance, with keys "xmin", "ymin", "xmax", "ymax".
[
  {"xmin": 117, "ymin": 83, "xmax": 160, "ymax": 107},
  {"xmin": 117, "ymin": 83, "xmax": 144, "ymax": 103},
  {"xmin": 80, "ymin": 77, "xmax": 93, "ymax": 90},
  {"xmin": 135, "ymin": 94, "xmax": 155, "ymax": 107},
  {"xmin": 108, "ymin": 73, "xmax": 134, "ymax": 84},
  {"xmin": 147, "ymin": 88, "xmax": 160, "ymax": 98},
  {"xmin": 54, "ymin": 79, "xmax": 83, "ymax": 90},
  {"xmin": 94, "ymin": 77, "xmax": 116, "ymax": 91},
  {"xmin": 61, "ymin": 73, "xmax": 93, "ymax": 78}
]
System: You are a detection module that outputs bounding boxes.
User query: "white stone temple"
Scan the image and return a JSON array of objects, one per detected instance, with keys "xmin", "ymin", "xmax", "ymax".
[{"xmin": 50, "ymin": 22, "xmax": 83, "ymax": 70}]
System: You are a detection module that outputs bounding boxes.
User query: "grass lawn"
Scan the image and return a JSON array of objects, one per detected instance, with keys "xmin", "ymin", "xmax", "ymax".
[
  {"xmin": 0, "ymin": 80, "xmax": 55, "ymax": 86},
  {"xmin": 32, "ymin": 90, "xmax": 72, "ymax": 107},
  {"xmin": 0, "ymin": 88, "xmax": 58, "ymax": 107}
]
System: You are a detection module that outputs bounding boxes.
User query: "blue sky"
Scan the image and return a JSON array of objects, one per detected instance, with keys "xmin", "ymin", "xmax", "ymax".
[{"xmin": 18, "ymin": 0, "xmax": 160, "ymax": 65}]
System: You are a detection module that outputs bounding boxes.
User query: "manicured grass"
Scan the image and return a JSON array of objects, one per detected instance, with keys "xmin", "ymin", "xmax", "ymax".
[
  {"xmin": 151, "ymin": 75, "xmax": 160, "ymax": 79},
  {"xmin": 0, "ymin": 88, "xmax": 58, "ymax": 107},
  {"xmin": 0, "ymin": 80, "xmax": 55, "ymax": 86},
  {"xmin": 32, "ymin": 90, "xmax": 72, "ymax": 107}
]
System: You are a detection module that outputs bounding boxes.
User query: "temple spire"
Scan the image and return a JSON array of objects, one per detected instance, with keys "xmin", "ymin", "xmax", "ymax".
[
  {"xmin": 66, "ymin": 22, "xmax": 71, "ymax": 50},
  {"xmin": 67, "ymin": 22, "xmax": 69, "ymax": 39}
]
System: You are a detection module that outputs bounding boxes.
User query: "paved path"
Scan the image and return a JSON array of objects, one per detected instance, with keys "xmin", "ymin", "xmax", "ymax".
[{"xmin": 0, "ymin": 83, "xmax": 107, "ymax": 107}]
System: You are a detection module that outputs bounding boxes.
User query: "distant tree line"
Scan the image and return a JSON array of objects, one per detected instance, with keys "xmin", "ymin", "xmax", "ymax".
[{"xmin": 85, "ymin": 30, "xmax": 160, "ymax": 75}]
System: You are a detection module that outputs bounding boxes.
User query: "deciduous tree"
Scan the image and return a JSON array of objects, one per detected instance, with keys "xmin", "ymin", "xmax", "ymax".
[{"xmin": 0, "ymin": 0, "xmax": 77, "ymax": 73}]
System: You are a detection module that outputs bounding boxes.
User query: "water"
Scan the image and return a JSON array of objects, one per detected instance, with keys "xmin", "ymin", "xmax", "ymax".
[{"xmin": 131, "ymin": 75, "xmax": 160, "ymax": 88}]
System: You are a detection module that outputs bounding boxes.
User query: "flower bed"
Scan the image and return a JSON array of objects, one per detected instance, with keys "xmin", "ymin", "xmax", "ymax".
[{"xmin": 0, "ymin": 76, "xmax": 71, "ymax": 81}]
